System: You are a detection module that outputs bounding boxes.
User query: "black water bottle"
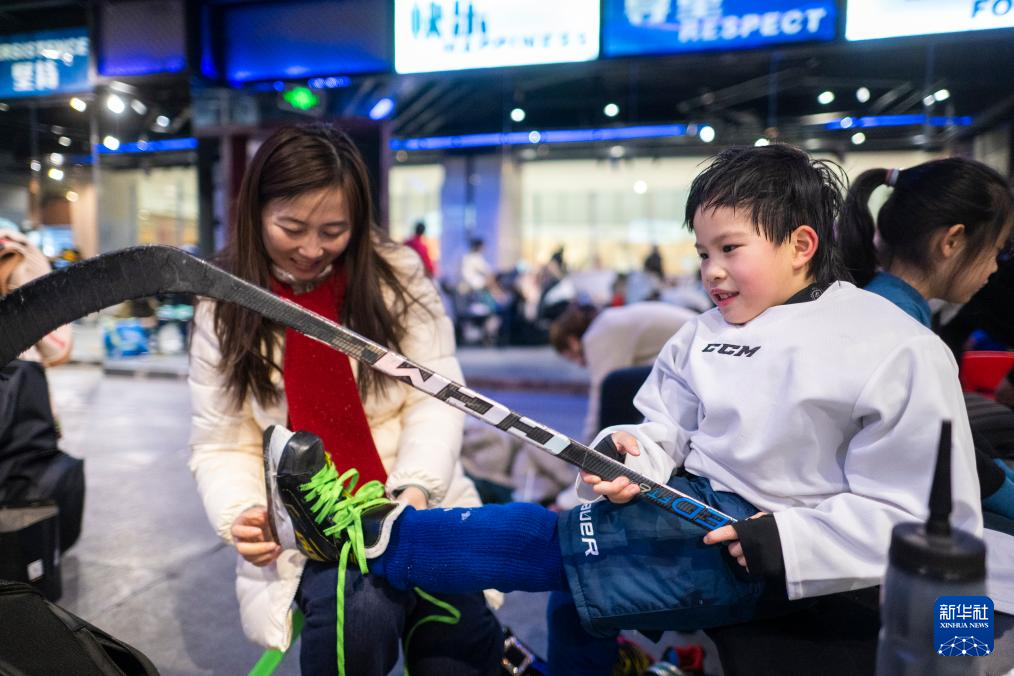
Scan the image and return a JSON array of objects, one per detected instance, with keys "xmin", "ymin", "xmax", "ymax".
[{"xmin": 875, "ymin": 421, "xmax": 987, "ymax": 675}]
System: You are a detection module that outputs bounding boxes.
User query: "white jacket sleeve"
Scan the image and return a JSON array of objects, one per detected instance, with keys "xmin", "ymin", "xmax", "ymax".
[
  {"xmin": 775, "ymin": 335, "xmax": 983, "ymax": 599},
  {"xmin": 188, "ymin": 301, "xmax": 268, "ymax": 543},
  {"xmin": 384, "ymin": 253, "xmax": 465, "ymax": 505},
  {"xmin": 576, "ymin": 337, "xmax": 694, "ymax": 501}
]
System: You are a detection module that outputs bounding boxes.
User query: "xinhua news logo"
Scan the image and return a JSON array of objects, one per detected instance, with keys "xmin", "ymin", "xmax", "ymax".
[{"xmin": 935, "ymin": 596, "xmax": 993, "ymax": 657}]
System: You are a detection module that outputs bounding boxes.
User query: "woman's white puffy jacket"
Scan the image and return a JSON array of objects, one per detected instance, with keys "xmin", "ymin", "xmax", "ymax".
[{"xmin": 188, "ymin": 245, "xmax": 482, "ymax": 650}]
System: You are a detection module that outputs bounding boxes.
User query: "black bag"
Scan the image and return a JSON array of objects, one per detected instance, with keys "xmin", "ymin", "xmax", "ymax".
[
  {"xmin": 0, "ymin": 579, "xmax": 159, "ymax": 675},
  {"xmin": 0, "ymin": 360, "xmax": 85, "ymax": 552},
  {"xmin": 0, "ymin": 502, "xmax": 62, "ymax": 600}
]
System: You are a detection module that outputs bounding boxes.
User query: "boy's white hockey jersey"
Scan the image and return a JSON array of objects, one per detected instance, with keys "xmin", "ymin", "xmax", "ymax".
[{"xmin": 595, "ymin": 281, "xmax": 982, "ymax": 601}]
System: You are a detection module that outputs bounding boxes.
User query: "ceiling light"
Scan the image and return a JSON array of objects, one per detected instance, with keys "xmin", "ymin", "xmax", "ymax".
[
  {"xmin": 698, "ymin": 125, "xmax": 715, "ymax": 143},
  {"xmin": 923, "ymin": 95, "xmax": 936, "ymax": 107},
  {"xmin": 49, "ymin": 152, "xmax": 64, "ymax": 166},
  {"xmin": 609, "ymin": 145, "xmax": 625, "ymax": 158},
  {"xmin": 856, "ymin": 87, "xmax": 871, "ymax": 103},
  {"xmin": 933, "ymin": 88, "xmax": 950, "ymax": 102},
  {"xmin": 754, "ymin": 138, "xmax": 770, "ymax": 147},
  {"xmin": 369, "ymin": 97, "xmax": 394, "ymax": 120},
  {"xmin": 851, "ymin": 132, "xmax": 866, "ymax": 145},
  {"xmin": 510, "ymin": 108, "xmax": 526, "ymax": 123},
  {"xmin": 155, "ymin": 115, "xmax": 170, "ymax": 128},
  {"xmin": 528, "ymin": 131, "xmax": 541, "ymax": 144},
  {"xmin": 102, "ymin": 135, "xmax": 120, "ymax": 151},
  {"xmin": 106, "ymin": 94, "xmax": 125, "ymax": 114},
  {"xmin": 58, "ymin": 136, "xmax": 72, "ymax": 147},
  {"xmin": 65, "ymin": 190, "xmax": 78, "ymax": 203},
  {"xmin": 130, "ymin": 99, "xmax": 147, "ymax": 115},
  {"xmin": 47, "ymin": 167, "xmax": 64, "ymax": 181},
  {"xmin": 818, "ymin": 91, "xmax": 835, "ymax": 105},
  {"xmin": 603, "ymin": 103, "xmax": 619, "ymax": 118},
  {"xmin": 633, "ymin": 180, "xmax": 648, "ymax": 194},
  {"xmin": 30, "ymin": 160, "xmax": 41, "ymax": 172},
  {"xmin": 69, "ymin": 97, "xmax": 87, "ymax": 112}
]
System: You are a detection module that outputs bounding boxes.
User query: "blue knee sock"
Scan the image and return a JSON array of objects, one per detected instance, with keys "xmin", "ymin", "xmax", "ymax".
[{"xmin": 370, "ymin": 502, "xmax": 568, "ymax": 594}]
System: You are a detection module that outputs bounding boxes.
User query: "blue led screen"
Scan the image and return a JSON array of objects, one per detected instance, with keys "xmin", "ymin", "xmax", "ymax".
[
  {"xmin": 603, "ymin": 0, "xmax": 836, "ymax": 57},
  {"xmin": 222, "ymin": 0, "xmax": 391, "ymax": 83},
  {"xmin": 97, "ymin": 0, "xmax": 187, "ymax": 77}
]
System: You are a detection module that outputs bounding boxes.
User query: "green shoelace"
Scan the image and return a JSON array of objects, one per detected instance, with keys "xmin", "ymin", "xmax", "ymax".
[
  {"xmin": 301, "ymin": 461, "xmax": 388, "ymax": 676},
  {"xmin": 299, "ymin": 462, "xmax": 460, "ymax": 676}
]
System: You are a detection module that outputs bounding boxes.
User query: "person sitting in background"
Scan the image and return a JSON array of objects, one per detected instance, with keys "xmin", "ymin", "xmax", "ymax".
[
  {"xmin": 643, "ymin": 244, "xmax": 665, "ymax": 281},
  {"xmin": 0, "ymin": 228, "xmax": 72, "ymax": 366},
  {"xmin": 403, "ymin": 220, "xmax": 436, "ymax": 278},
  {"xmin": 838, "ymin": 156, "xmax": 1014, "ymax": 524},
  {"xmin": 550, "ymin": 301, "xmax": 698, "ymax": 443}
]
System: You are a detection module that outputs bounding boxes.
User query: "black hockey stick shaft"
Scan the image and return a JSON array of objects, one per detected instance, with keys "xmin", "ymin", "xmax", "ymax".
[{"xmin": 0, "ymin": 246, "xmax": 735, "ymax": 530}]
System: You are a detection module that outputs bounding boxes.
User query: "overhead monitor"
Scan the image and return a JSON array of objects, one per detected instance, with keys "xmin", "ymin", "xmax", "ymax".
[
  {"xmin": 97, "ymin": 0, "xmax": 186, "ymax": 77},
  {"xmin": 222, "ymin": 0, "xmax": 391, "ymax": 83},
  {"xmin": 603, "ymin": 0, "xmax": 836, "ymax": 57},
  {"xmin": 0, "ymin": 28, "xmax": 90, "ymax": 99},
  {"xmin": 846, "ymin": 0, "xmax": 1014, "ymax": 41},
  {"xmin": 394, "ymin": 0, "xmax": 600, "ymax": 74}
]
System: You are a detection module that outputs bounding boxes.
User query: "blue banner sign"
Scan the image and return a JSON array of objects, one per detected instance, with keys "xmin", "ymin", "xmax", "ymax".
[
  {"xmin": 0, "ymin": 28, "xmax": 90, "ymax": 99},
  {"xmin": 603, "ymin": 0, "xmax": 836, "ymax": 57}
]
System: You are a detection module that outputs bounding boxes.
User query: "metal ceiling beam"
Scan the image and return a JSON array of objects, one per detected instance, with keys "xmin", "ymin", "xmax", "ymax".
[{"xmin": 391, "ymin": 81, "xmax": 454, "ymax": 134}]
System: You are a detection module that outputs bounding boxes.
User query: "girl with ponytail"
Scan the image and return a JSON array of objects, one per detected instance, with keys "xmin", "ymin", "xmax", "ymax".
[
  {"xmin": 839, "ymin": 156, "xmax": 1014, "ymax": 524},
  {"xmin": 838, "ymin": 157, "xmax": 1013, "ymax": 324}
]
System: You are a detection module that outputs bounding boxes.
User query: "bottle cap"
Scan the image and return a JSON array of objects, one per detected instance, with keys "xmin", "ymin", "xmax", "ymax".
[{"xmin": 889, "ymin": 522, "xmax": 986, "ymax": 582}]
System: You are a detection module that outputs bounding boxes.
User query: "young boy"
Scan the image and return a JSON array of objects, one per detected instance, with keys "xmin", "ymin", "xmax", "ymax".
[{"xmin": 266, "ymin": 144, "xmax": 982, "ymax": 675}]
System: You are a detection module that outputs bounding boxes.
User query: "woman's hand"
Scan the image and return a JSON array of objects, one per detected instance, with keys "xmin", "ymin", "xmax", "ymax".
[
  {"xmin": 580, "ymin": 431, "xmax": 642, "ymax": 504},
  {"xmin": 231, "ymin": 507, "xmax": 282, "ymax": 566},
  {"xmin": 395, "ymin": 485, "xmax": 429, "ymax": 510}
]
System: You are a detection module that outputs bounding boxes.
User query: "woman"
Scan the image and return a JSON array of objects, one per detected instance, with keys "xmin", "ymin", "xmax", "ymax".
[{"xmin": 187, "ymin": 124, "xmax": 501, "ymax": 675}]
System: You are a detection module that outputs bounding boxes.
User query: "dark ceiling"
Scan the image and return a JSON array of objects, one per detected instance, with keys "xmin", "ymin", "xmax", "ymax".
[{"xmin": 1, "ymin": 1, "xmax": 1013, "ymax": 174}]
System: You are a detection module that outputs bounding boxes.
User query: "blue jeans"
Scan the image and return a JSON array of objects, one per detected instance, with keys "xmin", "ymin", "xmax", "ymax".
[{"xmin": 298, "ymin": 561, "xmax": 503, "ymax": 676}]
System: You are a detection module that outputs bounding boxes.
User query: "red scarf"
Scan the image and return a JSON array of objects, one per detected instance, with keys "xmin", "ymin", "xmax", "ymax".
[{"xmin": 270, "ymin": 269, "xmax": 388, "ymax": 485}]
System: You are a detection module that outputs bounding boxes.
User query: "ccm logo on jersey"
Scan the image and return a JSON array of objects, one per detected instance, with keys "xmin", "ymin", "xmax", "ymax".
[{"xmin": 702, "ymin": 343, "xmax": 760, "ymax": 357}]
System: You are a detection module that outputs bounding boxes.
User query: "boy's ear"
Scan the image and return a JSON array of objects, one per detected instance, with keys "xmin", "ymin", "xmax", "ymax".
[{"xmin": 791, "ymin": 225, "xmax": 819, "ymax": 270}]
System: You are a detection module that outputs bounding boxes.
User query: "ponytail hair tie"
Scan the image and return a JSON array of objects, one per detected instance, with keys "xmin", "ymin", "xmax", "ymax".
[{"xmin": 885, "ymin": 168, "xmax": 900, "ymax": 187}]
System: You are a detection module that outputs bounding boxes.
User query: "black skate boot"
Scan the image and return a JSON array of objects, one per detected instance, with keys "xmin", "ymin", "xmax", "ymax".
[{"xmin": 263, "ymin": 425, "xmax": 405, "ymax": 564}]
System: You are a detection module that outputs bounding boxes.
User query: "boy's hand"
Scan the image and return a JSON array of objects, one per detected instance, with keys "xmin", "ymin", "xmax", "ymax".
[
  {"xmin": 232, "ymin": 507, "xmax": 282, "ymax": 567},
  {"xmin": 703, "ymin": 512, "xmax": 767, "ymax": 571},
  {"xmin": 581, "ymin": 431, "xmax": 642, "ymax": 504}
]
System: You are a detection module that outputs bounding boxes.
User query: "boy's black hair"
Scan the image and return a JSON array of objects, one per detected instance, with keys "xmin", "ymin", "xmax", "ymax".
[{"xmin": 685, "ymin": 144, "xmax": 848, "ymax": 285}]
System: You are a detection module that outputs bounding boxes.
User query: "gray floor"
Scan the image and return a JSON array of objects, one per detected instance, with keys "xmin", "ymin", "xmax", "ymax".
[{"xmin": 45, "ymin": 339, "xmax": 717, "ymax": 675}]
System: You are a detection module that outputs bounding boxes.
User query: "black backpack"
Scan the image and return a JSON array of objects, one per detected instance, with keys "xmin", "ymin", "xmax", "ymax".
[
  {"xmin": 0, "ymin": 359, "xmax": 85, "ymax": 552},
  {"xmin": 0, "ymin": 579, "xmax": 159, "ymax": 675}
]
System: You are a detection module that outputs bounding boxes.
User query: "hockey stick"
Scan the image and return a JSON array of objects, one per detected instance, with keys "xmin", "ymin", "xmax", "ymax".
[{"xmin": 0, "ymin": 246, "xmax": 735, "ymax": 530}]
